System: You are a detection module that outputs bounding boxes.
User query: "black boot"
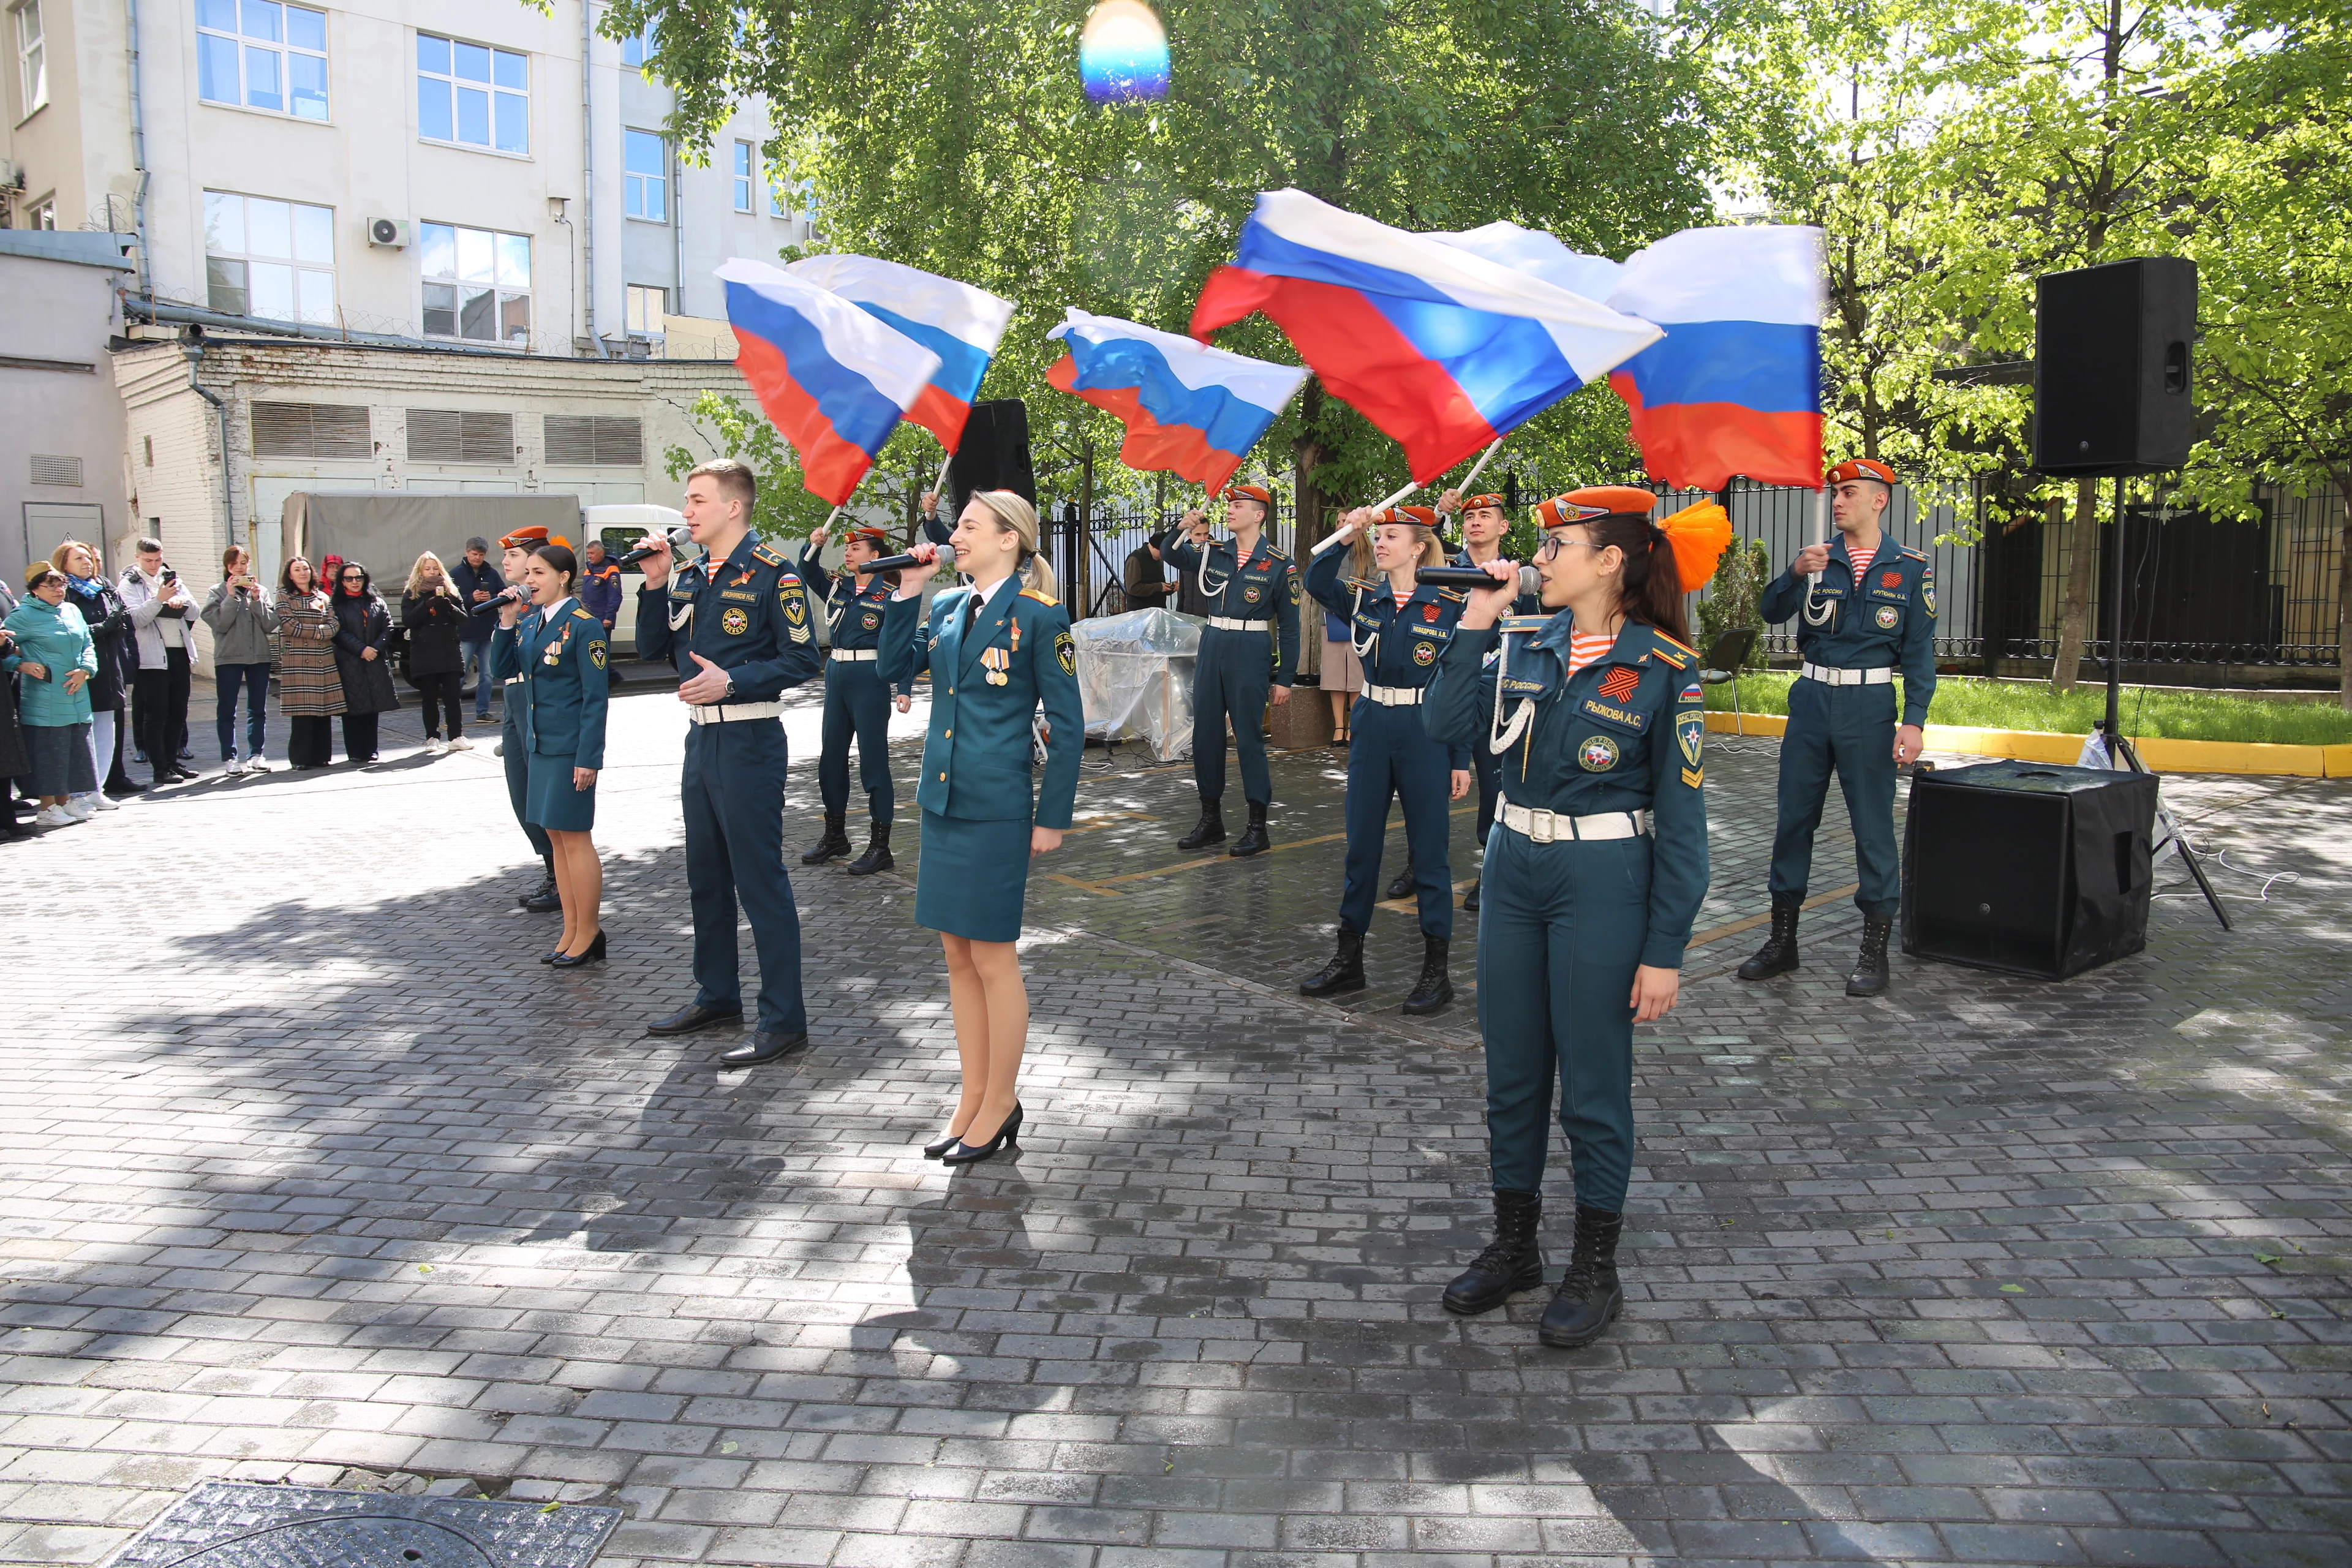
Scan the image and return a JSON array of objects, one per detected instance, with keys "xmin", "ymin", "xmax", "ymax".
[
  {"xmin": 844, "ymin": 820, "xmax": 894, "ymax": 876},
  {"xmin": 1736, "ymin": 893, "xmax": 1803, "ymax": 981},
  {"xmin": 801, "ymin": 812, "xmax": 853, "ymax": 864},
  {"xmin": 1401, "ymin": 934, "xmax": 1453, "ymax": 1015},
  {"xmin": 1442, "ymin": 1189, "xmax": 1546, "ymax": 1316},
  {"xmin": 1462, "ymin": 876, "xmax": 1481, "ymax": 913},
  {"xmin": 1846, "ymin": 911, "xmax": 1894, "ymax": 997},
  {"xmin": 1177, "ymin": 797, "xmax": 1226, "ymax": 850},
  {"xmin": 1298, "ymin": 925, "xmax": 1366, "ymax": 997},
  {"xmin": 518, "ymin": 861, "xmax": 561, "ymax": 913},
  {"xmin": 1228, "ymin": 799, "xmax": 1270, "ymax": 857},
  {"xmin": 1537, "ymin": 1205, "xmax": 1625, "ymax": 1348},
  {"xmin": 1385, "ymin": 864, "xmax": 1415, "ymax": 900}
]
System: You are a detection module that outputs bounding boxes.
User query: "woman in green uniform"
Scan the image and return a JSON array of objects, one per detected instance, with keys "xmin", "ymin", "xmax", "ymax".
[
  {"xmin": 880, "ymin": 492, "xmax": 1085, "ymax": 1166},
  {"xmin": 1423, "ymin": 486, "xmax": 1728, "ymax": 1348},
  {"xmin": 492, "ymin": 543, "xmax": 612, "ymax": 968}
]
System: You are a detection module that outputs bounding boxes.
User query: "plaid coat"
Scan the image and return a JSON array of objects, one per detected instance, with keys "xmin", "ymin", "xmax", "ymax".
[{"xmin": 274, "ymin": 589, "xmax": 345, "ymax": 717}]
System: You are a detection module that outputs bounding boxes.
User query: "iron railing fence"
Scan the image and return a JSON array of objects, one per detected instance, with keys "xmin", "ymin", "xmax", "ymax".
[{"xmin": 1033, "ymin": 482, "xmax": 2343, "ymax": 673}]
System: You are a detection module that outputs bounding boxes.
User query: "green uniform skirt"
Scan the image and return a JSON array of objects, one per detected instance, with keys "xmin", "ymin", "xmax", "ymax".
[
  {"xmin": 913, "ymin": 809, "xmax": 1032, "ymax": 942},
  {"xmin": 524, "ymin": 751, "xmax": 597, "ymax": 832}
]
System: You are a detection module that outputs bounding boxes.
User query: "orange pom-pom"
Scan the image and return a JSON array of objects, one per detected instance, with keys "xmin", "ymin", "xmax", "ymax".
[{"xmin": 1659, "ymin": 502, "xmax": 1732, "ymax": 594}]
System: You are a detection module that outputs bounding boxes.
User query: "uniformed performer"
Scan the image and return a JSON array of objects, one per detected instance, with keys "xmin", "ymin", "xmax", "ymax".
[
  {"xmin": 1424, "ymin": 486, "xmax": 1729, "ymax": 1349},
  {"xmin": 880, "ymin": 491, "xmax": 1084, "ymax": 1166},
  {"xmin": 1436, "ymin": 486, "xmax": 1543, "ymax": 912},
  {"xmin": 1156, "ymin": 484, "xmax": 1299, "ymax": 856},
  {"xmin": 1298, "ymin": 503, "xmax": 1472, "ymax": 1015},
  {"xmin": 796, "ymin": 521, "xmax": 915, "ymax": 875},
  {"xmin": 1736, "ymin": 458, "xmax": 1936, "ymax": 998},
  {"xmin": 491, "ymin": 526, "xmax": 561, "ymax": 914},
  {"xmin": 491, "ymin": 542, "xmax": 611, "ymax": 967},
  {"xmin": 632, "ymin": 460, "xmax": 825, "ymax": 1066}
]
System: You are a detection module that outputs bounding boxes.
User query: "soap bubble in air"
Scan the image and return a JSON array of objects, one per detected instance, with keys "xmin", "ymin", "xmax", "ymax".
[{"xmin": 1079, "ymin": 0, "xmax": 1169, "ymax": 105}]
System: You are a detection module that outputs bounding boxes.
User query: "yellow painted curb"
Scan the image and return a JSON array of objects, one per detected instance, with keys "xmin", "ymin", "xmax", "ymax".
[{"xmin": 1703, "ymin": 710, "xmax": 2345, "ymax": 777}]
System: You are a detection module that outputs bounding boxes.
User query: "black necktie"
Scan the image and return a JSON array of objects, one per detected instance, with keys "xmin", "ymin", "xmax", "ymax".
[{"xmin": 963, "ymin": 591, "xmax": 981, "ymax": 636}]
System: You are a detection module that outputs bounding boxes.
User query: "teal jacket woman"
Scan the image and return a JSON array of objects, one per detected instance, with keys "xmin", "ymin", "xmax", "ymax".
[{"xmin": 4, "ymin": 593, "xmax": 99, "ymax": 728}]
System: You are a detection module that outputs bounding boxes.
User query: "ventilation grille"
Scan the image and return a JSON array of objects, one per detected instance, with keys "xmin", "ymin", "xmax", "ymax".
[
  {"xmin": 29, "ymin": 454, "xmax": 85, "ymax": 487},
  {"xmin": 543, "ymin": 415, "xmax": 644, "ymax": 467},
  {"xmin": 407, "ymin": 410, "xmax": 516, "ymax": 466},
  {"xmin": 251, "ymin": 402, "xmax": 372, "ymax": 459}
]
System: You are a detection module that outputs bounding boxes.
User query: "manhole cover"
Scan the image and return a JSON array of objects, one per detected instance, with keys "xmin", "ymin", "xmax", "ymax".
[{"xmin": 107, "ymin": 1481, "xmax": 621, "ymax": 1568}]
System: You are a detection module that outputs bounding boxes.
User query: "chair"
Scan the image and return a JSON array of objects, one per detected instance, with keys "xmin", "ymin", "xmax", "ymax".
[{"xmin": 1700, "ymin": 627, "xmax": 1758, "ymax": 733}]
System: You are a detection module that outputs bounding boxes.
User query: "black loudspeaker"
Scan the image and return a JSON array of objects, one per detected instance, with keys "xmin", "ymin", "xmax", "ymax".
[
  {"xmin": 2033, "ymin": 257, "xmax": 2196, "ymax": 477},
  {"xmin": 948, "ymin": 399, "xmax": 1037, "ymax": 511},
  {"xmin": 1901, "ymin": 760, "xmax": 2159, "ymax": 979}
]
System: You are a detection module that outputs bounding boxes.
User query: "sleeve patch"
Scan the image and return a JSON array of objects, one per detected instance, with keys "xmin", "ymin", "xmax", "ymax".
[
  {"xmin": 1055, "ymin": 629, "xmax": 1076, "ymax": 676},
  {"xmin": 588, "ymin": 639, "xmax": 608, "ymax": 669},
  {"xmin": 1681, "ymin": 766, "xmax": 1705, "ymax": 788}
]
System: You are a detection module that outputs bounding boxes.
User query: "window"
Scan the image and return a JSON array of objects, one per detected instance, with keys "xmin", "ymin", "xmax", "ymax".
[
  {"xmin": 624, "ymin": 130, "xmax": 666, "ymax": 221},
  {"xmin": 27, "ymin": 197, "xmax": 55, "ymax": 229},
  {"xmin": 251, "ymin": 402, "xmax": 370, "ymax": 459},
  {"xmin": 732, "ymin": 141, "xmax": 754, "ymax": 213},
  {"xmin": 196, "ymin": 0, "xmax": 328, "ymax": 120},
  {"xmin": 205, "ymin": 190, "xmax": 336, "ymax": 324},
  {"xmin": 619, "ymin": 21, "xmax": 655, "ymax": 69},
  {"xmin": 544, "ymin": 415, "xmax": 643, "ymax": 467},
  {"xmin": 769, "ymin": 176, "xmax": 789, "ymax": 218},
  {"xmin": 625, "ymin": 285, "xmax": 666, "ymax": 336},
  {"xmin": 14, "ymin": 0, "xmax": 44, "ymax": 115},
  {"xmin": 417, "ymin": 32, "xmax": 527, "ymax": 154},
  {"xmin": 406, "ymin": 410, "xmax": 514, "ymax": 465},
  {"xmin": 419, "ymin": 222, "xmax": 530, "ymax": 344}
]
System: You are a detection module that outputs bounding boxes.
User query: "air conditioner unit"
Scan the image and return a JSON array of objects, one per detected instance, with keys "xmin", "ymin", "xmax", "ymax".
[{"xmin": 366, "ymin": 217, "xmax": 410, "ymax": 249}]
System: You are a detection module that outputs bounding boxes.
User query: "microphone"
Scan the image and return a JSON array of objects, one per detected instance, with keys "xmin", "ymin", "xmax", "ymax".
[
  {"xmin": 470, "ymin": 586, "xmax": 528, "ymax": 617},
  {"xmin": 620, "ymin": 526, "xmax": 692, "ymax": 565},
  {"xmin": 863, "ymin": 551, "xmax": 929, "ymax": 575},
  {"xmin": 1417, "ymin": 564, "xmax": 1541, "ymax": 597}
]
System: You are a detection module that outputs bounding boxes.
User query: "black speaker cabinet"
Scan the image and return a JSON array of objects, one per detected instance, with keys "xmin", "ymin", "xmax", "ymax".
[
  {"xmin": 948, "ymin": 398, "xmax": 1038, "ymax": 511},
  {"xmin": 1901, "ymin": 760, "xmax": 2158, "ymax": 979},
  {"xmin": 2033, "ymin": 257, "xmax": 2196, "ymax": 477}
]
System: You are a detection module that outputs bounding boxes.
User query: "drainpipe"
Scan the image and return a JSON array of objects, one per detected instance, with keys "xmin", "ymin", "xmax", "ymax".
[
  {"xmin": 184, "ymin": 343, "xmax": 237, "ymax": 552},
  {"xmin": 126, "ymin": 0, "xmax": 151, "ymax": 302},
  {"xmin": 581, "ymin": 0, "xmax": 605, "ymax": 355},
  {"xmin": 671, "ymin": 132, "xmax": 684, "ymax": 323}
]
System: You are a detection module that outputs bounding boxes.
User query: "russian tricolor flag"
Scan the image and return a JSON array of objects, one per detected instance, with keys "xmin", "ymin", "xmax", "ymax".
[
  {"xmin": 785, "ymin": 254, "xmax": 1016, "ymax": 452},
  {"xmin": 716, "ymin": 258, "xmax": 942, "ymax": 506},
  {"xmin": 1189, "ymin": 190, "xmax": 1662, "ymax": 483},
  {"xmin": 1602, "ymin": 227, "xmax": 1826, "ymax": 491},
  {"xmin": 1046, "ymin": 309, "xmax": 1309, "ymax": 496}
]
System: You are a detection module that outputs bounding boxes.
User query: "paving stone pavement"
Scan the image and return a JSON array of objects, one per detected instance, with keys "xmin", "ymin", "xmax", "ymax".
[{"xmin": 3, "ymin": 675, "xmax": 2349, "ymax": 1567}]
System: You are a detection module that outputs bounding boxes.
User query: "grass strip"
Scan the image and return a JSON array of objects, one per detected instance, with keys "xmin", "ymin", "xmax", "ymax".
[{"xmin": 1703, "ymin": 673, "xmax": 2352, "ymax": 745}]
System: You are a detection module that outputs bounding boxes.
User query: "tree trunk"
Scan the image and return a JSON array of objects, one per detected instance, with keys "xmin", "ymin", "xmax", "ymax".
[
  {"xmin": 2339, "ymin": 494, "xmax": 2351, "ymax": 712},
  {"xmin": 1075, "ymin": 438, "xmax": 1095, "ymax": 618},
  {"xmin": 1292, "ymin": 379, "xmax": 1330, "ymax": 556},
  {"xmin": 2051, "ymin": 477, "xmax": 2101, "ymax": 694}
]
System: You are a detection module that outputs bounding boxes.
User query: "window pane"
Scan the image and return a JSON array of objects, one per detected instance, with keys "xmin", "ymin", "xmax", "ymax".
[
  {"xmin": 417, "ymin": 32, "xmax": 448, "ymax": 75},
  {"xmin": 493, "ymin": 91, "xmax": 527, "ymax": 153},
  {"xmin": 203, "ymin": 191, "xmax": 244, "ymax": 256},
  {"xmin": 422, "ymin": 282, "xmax": 457, "ymax": 336},
  {"xmin": 292, "ymin": 203, "xmax": 333, "ymax": 264},
  {"xmin": 249, "ymin": 261, "xmax": 296, "ymax": 320},
  {"xmin": 734, "ymin": 143, "xmax": 750, "ymax": 177},
  {"xmin": 418, "ymin": 222, "xmax": 455, "ymax": 278},
  {"xmin": 245, "ymin": 43, "xmax": 281, "ymax": 110},
  {"xmin": 459, "ymin": 286, "xmax": 496, "ymax": 340},
  {"xmin": 495, "ymin": 232, "xmax": 530, "ymax": 288},
  {"xmin": 500, "ymin": 292, "xmax": 530, "ymax": 344},
  {"xmin": 493, "ymin": 50, "xmax": 526, "ymax": 89},
  {"xmin": 296, "ymin": 270, "xmax": 335, "ymax": 324},
  {"xmin": 453, "ymin": 40, "xmax": 490, "ymax": 82},
  {"xmin": 769, "ymin": 180, "xmax": 786, "ymax": 216},
  {"xmin": 287, "ymin": 5, "xmax": 324, "ymax": 51},
  {"xmin": 456, "ymin": 85, "xmax": 488, "ymax": 146},
  {"xmin": 198, "ymin": 0, "xmax": 238, "ymax": 31},
  {"xmin": 455, "ymin": 225, "xmax": 493, "ymax": 282},
  {"xmin": 241, "ymin": 0, "xmax": 281, "ymax": 43},
  {"xmin": 620, "ymin": 30, "xmax": 643, "ymax": 67},
  {"xmin": 206, "ymin": 257, "xmax": 248, "ymax": 315},
  {"xmin": 246, "ymin": 197, "xmax": 292, "ymax": 258},
  {"xmin": 290, "ymin": 50, "xmax": 326, "ymax": 119},
  {"xmin": 625, "ymin": 129, "xmax": 663, "ymax": 175},
  {"xmin": 418, "ymin": 75, "xmax": 451, "ymax": 141},
  {"xmin": 198, "ymin": 32, "xmax": 239, "ymax": 102}
]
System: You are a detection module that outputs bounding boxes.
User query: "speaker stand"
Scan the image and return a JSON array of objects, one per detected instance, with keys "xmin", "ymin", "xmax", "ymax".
[{"xmin": 2096, "ymin": 726, "xmax": 2231, "ymax": 930}]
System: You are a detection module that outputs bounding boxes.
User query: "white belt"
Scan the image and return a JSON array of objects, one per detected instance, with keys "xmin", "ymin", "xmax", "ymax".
[
  {"xmin": 1206, "ymin": 616, "xmax": 1270, "ymax": 632},
  {"xmin": 1498, "ymin": 799, "xmax": 1649, "ymax": 844},
  {"xmin": 1801, "ymin": 662, "xmax": 1893, "ymax": 686},
  {"xmin": 502, "ymin": 675, "xmax": 524, "ymax": 686},
  {"xmin": 829, "ymin": 648, "xmax": 878, "ymax": 662},
  {"xmin": 1361, "ymin": 683, "xmax": 1423, "ymax": 707},
  {"xmin": 686, "ymin": 700, "xmax": 784, "ymax": 725}
]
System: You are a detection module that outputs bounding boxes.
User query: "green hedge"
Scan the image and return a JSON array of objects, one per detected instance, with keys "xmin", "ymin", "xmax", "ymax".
[{"xmin": 1703, "ymin": 673, "xmax": 2352, "ymax": 745}]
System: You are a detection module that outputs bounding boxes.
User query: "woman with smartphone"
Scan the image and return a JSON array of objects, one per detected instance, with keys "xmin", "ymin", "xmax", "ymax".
[
  {"xmin": 401, "ymin": 551, "xmax": 473, "ymax": 755},
  {"xmin": 492, "ymin": 543, "xmax": 610, "ymax": 967},
  {"xmin": 4, "ymin": 564, "xmax": 102, "ymax": 826}
]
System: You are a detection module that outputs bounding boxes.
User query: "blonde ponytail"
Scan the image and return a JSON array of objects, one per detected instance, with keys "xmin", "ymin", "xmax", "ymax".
[{"xmin": 973, "ymin": 489, "xmax": 1060, "ymax": 600}]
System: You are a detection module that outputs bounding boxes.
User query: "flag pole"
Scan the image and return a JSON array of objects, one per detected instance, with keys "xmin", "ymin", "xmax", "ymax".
[{"xmin": 1367, "ymin": 435, "xmax": 1507, "ymax": 515}]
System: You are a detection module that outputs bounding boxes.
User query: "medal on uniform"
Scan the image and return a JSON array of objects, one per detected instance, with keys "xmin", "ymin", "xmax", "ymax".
[{"xmin": 982, "ymin": 646, "xmax": 1009, "ymax": 685}]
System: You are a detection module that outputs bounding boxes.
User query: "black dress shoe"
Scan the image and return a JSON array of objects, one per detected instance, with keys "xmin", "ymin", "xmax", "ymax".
[
  {"xmin": 923, "ymin": 1132, "xmax": 963, "ymax": 1159},
  {"xmin": 550, "ymin": 930, "xmax": 607, "ymax": 968},
  {"xmin": 1386, "ymin": 865, "xmax": 1415, "ymax": 901},
  {"xmin": 646, "ymin": 1002, "xmax": 744, "ymax": 1036},
  {"xmin": 718, "ymin": 1030, "xmax": 809, "ymax": 1067},
  {"xmin": 941, "ymin": 1104, "xmax": 1023, "ymax": 1165},
  {"xmin": 1462, "ymin": 876, "xmax": 1481, "ymax": 912}
]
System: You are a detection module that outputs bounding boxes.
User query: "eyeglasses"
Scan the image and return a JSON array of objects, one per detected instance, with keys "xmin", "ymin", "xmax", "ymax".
[
  {"xmin": 1537, "ymin": 535, "xmax": 1606, "ymax": 562},
  {"xmin": 339, "ymin": 573, "xmax": 365, "ymax": 582}
]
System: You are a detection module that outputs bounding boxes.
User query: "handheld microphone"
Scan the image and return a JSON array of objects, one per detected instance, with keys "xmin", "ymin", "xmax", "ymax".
[
  {"xmin": 620, "ymin": 526, "xmax": 693, "ymax": 565},
  {"xmin": 1417, "ymin": 564, "xmax": 1541, "ymax": 597},
  {"xmin": 863, "ymin": 551, "xmax": 930, "ymax": 575},
  {"xmin": 470, "ymin": 586, "xmax": 527, "ymax": 617}
]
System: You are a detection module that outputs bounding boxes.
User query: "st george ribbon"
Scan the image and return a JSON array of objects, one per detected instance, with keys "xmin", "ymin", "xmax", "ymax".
[
  {"xmin": 784, "ymin": 254, "xmax": 1017, "ymax": 454},
  {"xmin": 1046, "ymin": 308, "xmax": 1309, "ymax": 497}
]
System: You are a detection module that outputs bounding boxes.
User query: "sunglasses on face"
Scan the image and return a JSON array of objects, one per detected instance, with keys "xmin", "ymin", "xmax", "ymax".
[{"xmin": 339, "ymin": 573, "xmax": 364, "ymax": 581}]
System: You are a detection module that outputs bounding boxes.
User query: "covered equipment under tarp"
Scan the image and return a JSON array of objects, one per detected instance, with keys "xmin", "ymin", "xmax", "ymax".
[
  {"xmin": 1071, "ymin": 606, "xmax": 1202, "ymax": 761},
  {"xmin": 281, "ymin": 492, "xmax": 583, "ymax": 583}
]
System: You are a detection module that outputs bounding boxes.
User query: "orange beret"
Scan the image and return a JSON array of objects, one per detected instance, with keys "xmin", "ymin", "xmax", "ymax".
[
  {"xmin": 1227, "ymin": 483, "xmax": 1273, "ymax": 505},
  {"xmin": 1461, "ymin": 494, "xmax": 1507, "ymax": 512},
  {"xmin": 1536, "ymin": 486, "xmax": 1657, "ymax": 527},
  {"xmin": 499, "ymin": 526, "xmax": 550, "ymax": 549},
  {"xmin": 1826, "ymin": 457, "xmax": 1898, "ymax": 488},
  {"xmin": 1379, "ymin": 505, "xmax": 1440, "ymax": 529},
  {"xmin": 846, "ymin": 524, "xmax": 891, "ymax": 545}
]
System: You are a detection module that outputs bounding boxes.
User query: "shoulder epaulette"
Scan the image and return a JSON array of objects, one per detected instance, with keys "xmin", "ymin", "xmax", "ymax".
[
  {"xmin": 1267, "ymin": 548, "xmax": 1292, "ymax": 563},
  {"xmin": 750, "ymin": 544, "xmax": 785, "ymax": 567},
  {"xmin": 1901, "ymin": 546, "xmax": 1929, "ymax": 563},
  {"xmin": 1438, "ymin": 588, "xmax": 1468, "ymax": 603},
  {"xmin": 1019, "ymin": 587, "xmax": 1060, "ymax": 607},
  {"xmin": 572, "ymin": 608, "xmax": 597, "ymax": 620},
  {"xmin": 1648, "ymin": 627, "xmax": 1696, "ymax": 666},
  {"xmin": 1498, "ymin": 615, "xmax": 1551, "ymax": 634},
  {"xmin": 1344, "ymin": 577, "xmax": 1376, "ymax": 593}
]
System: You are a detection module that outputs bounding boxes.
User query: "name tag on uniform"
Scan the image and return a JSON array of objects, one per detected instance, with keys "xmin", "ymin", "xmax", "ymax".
[
  {"xmin": 1580, "ymin": 696, "xmax": 1649, "ymax": 733},
  {"xmin": 719, "ymin": 589, "xmax": 758, "ymax": 603}
]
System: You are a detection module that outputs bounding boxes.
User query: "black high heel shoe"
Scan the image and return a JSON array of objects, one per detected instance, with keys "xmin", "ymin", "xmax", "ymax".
[
  {"xmin": 550, "ymin": 929, "xmax": 607, "ymax": 968},
  {"xmin": 922, "ymin": 1130, "xmax": 964, "ymax": 1160},
  {"xmin": 940, "ymin": 1104, "xmax": 1023, "ymax": 1166}
]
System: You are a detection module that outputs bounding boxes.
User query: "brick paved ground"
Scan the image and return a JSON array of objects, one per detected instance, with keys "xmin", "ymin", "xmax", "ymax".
[{"xmin": 3, "ymin": 674, "xmax": 2348, "ymax": 1566}]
